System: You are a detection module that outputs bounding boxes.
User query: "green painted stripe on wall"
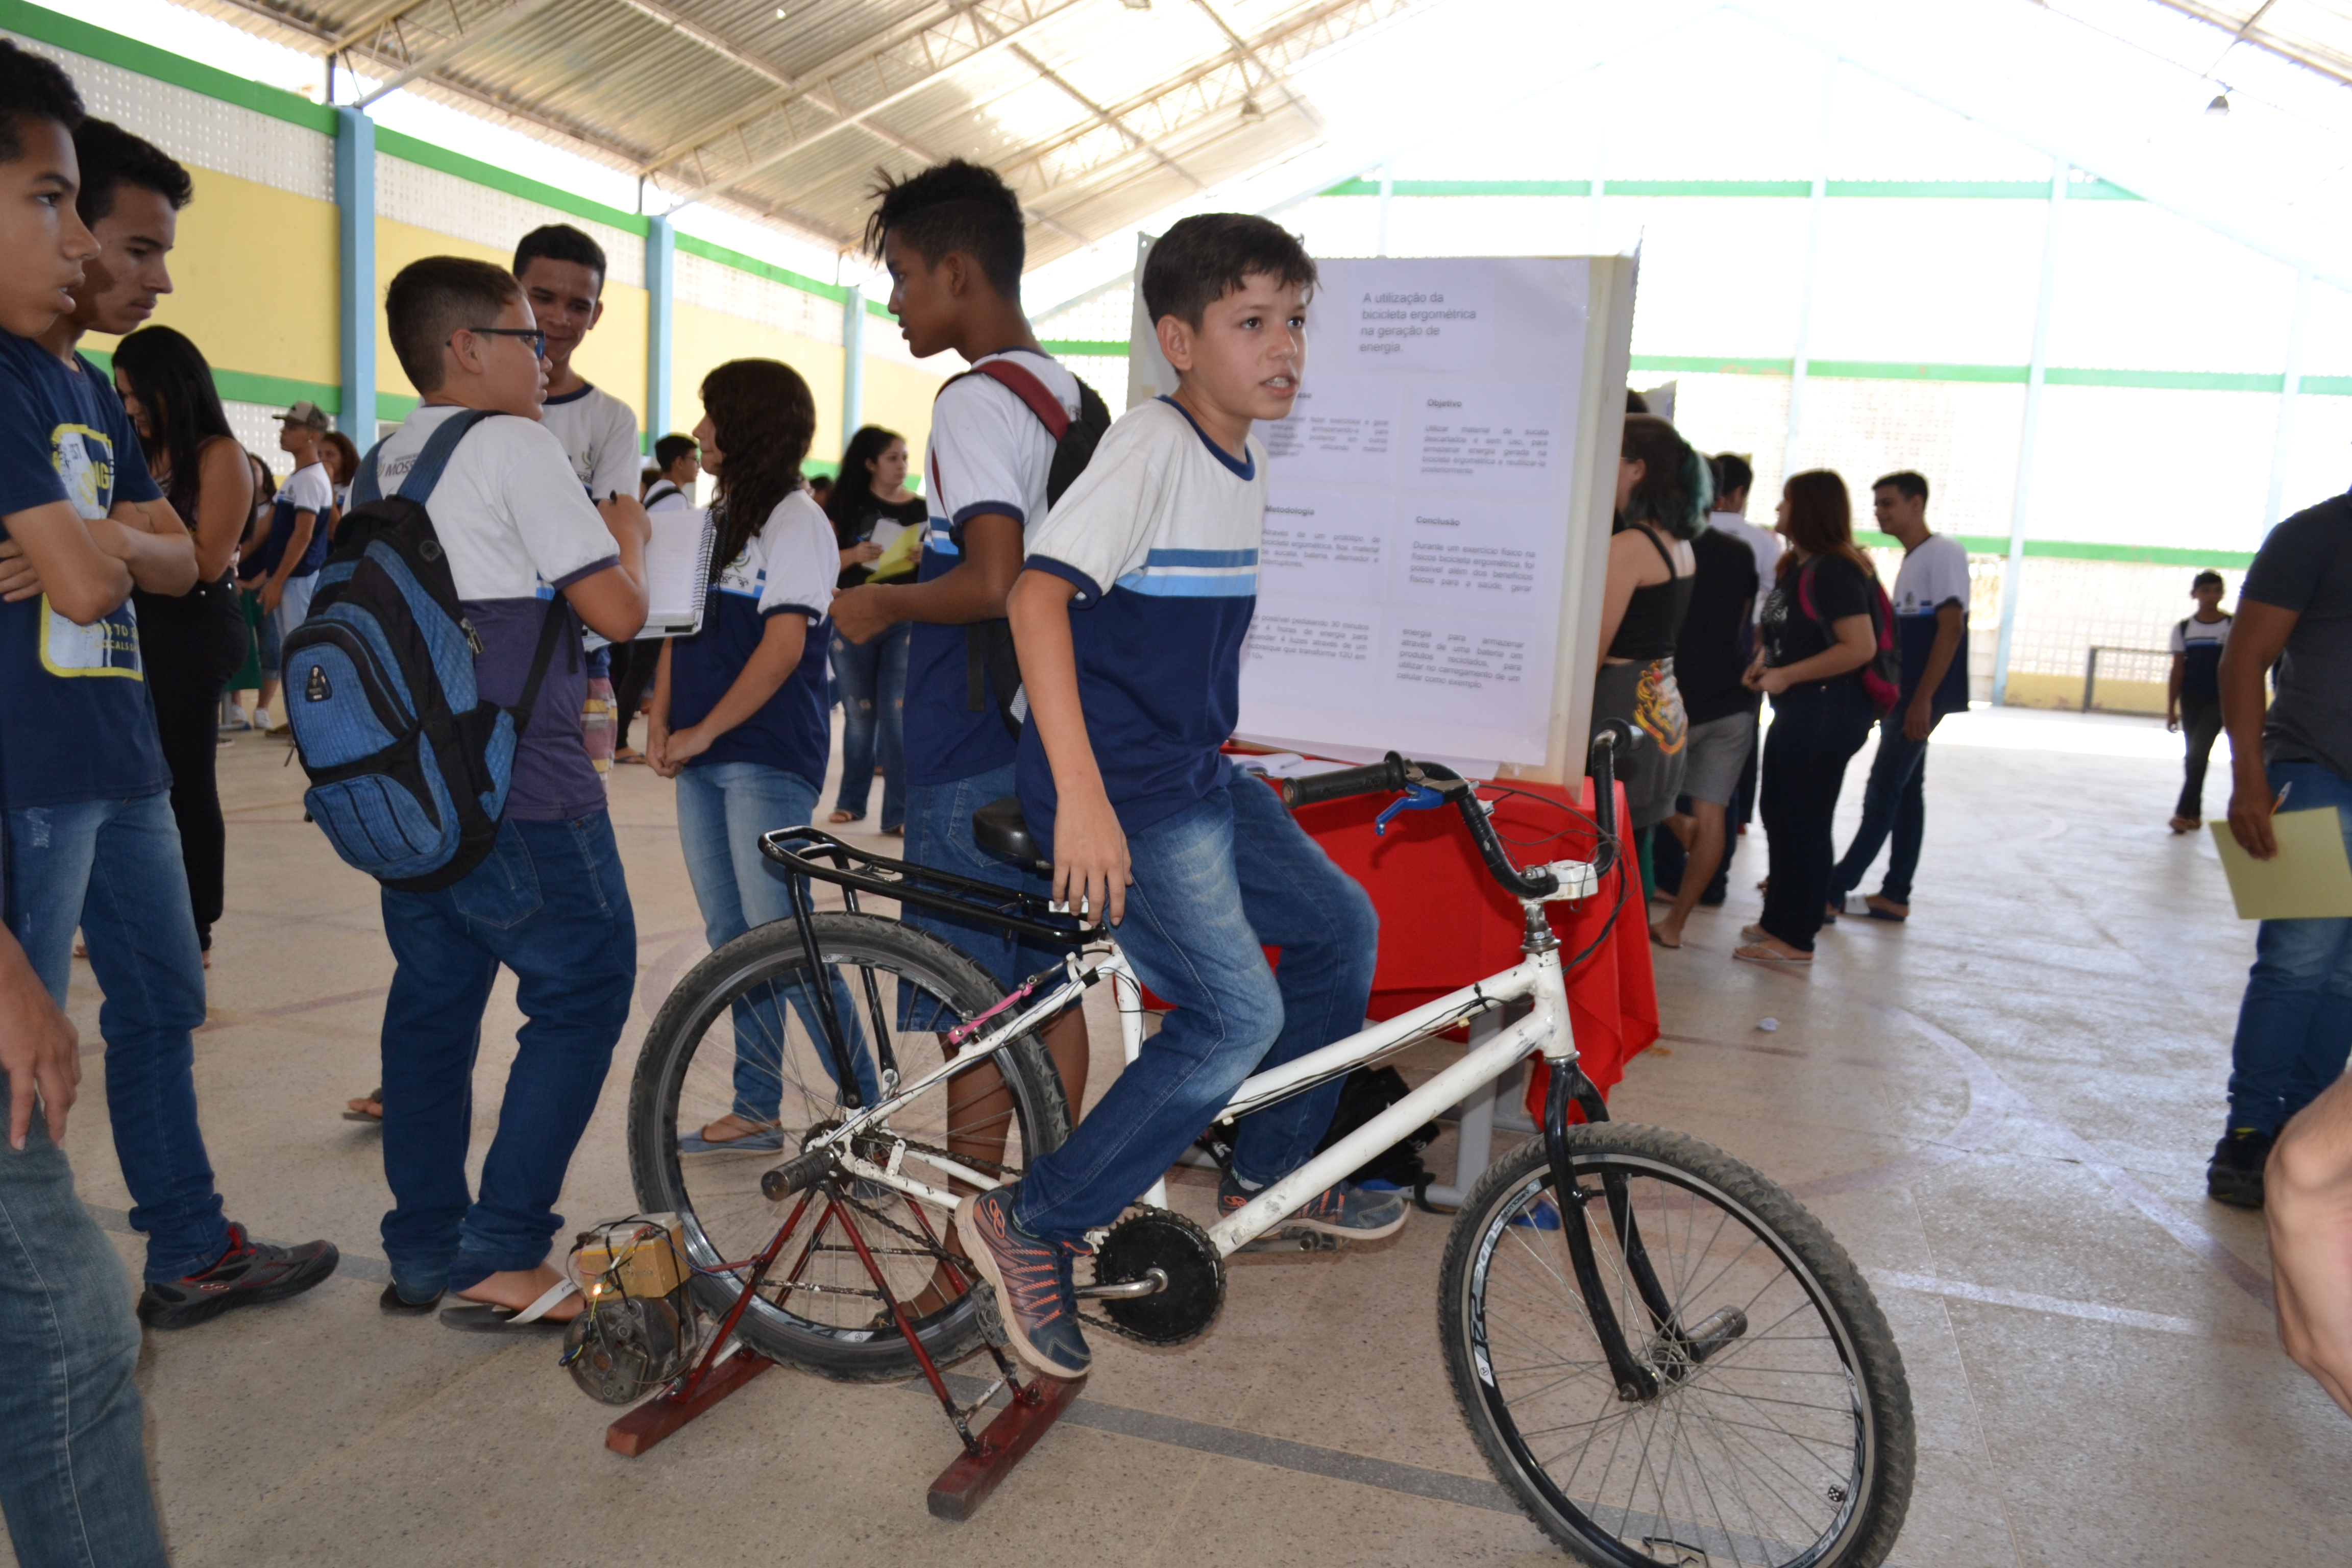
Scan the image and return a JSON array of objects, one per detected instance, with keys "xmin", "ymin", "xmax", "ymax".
[
  {"xmin": 1317, "ymin": 176, "xmax": 2144, "ymax": 201},
  {"xmin": 2044, "ymin": 365, "xmax": 2284, "ymax": 393},
  {"xmin": 1809, "ymin": 359, "xmax": 2028, "ymax": 383},
  {"xmin": 78, "ymin": 348, "xmax": 347, "ymax": 418},
  {"xmin": 1631, "ymin": 354, "xmax": 1797, "ymax": 376},
  {"xmin": 1854, "ymin": 530, "xmax": 2253, "ymax": 566},
  {"xmin": 1039, "ymin": 339, "xmax": 1132, "ymax": 357},
  {"xmin": 2, "ymin": 1, "xmax": 333, "ymax": 133},
  {"xmin": 374, "ymin": 126, "xmax": 645, "ymax": 237},
  {"xmin": 675, "ymin": 232, "xmax": 847, "ymax": 303}
]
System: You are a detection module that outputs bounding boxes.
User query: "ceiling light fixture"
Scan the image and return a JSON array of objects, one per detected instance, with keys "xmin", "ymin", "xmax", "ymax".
[
  {"xmin": 2206, "ymin": 92, "xmax": 2231, "ymax": 116},
  {"xmin": 1240, "ymin": 96, "xmax": 1265, "ymax": 122},
  {"xmin": 1120, "ymin": 0, "xmax": 1152, "ymax": 9},
  {"xmin": 774, "ymin": 7, "xmax": 788, "ymax": 18}
]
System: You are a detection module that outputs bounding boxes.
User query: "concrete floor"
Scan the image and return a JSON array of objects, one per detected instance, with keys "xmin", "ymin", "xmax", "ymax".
[{"xmin": 22, "ymin": 705, "xmax": 2352, "ymax": 1567}]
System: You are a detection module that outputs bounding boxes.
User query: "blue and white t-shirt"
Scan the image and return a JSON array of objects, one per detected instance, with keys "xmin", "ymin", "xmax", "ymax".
[
  {"xmin": 905, "ymin": 349, "xmax": 1078, "ymax": 787},
  {"xmin": 0, "ymin": 334, "xmax": 169, "ymax": 810},
  {"xmin": 371, "ymin": 406, "xmax": 618, "ymax": 821},
  {"xmin": 258, "ymin": 459, "xmax": 333, "ymax": 578},
  {"xmin": 537, "ymin": 381, "xmax": 643, "ymax": 501},
  {"xmin": 667, "ymin": 490, "xmax": 838, "ymax": 786},
  {"xmin": 1890, "ymin": 531, "xmax": 1971, "ymax": 717},
  {"xmin": 1017, "ymin": 396, "xmax": 1264, "ymax": 858},
  {"xmin": 2170, "ymin": 612, "xmax": 2231, "ymax": 698}
]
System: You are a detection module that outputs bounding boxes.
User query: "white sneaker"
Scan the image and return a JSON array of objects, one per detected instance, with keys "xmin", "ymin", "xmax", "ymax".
[{"xmin": 253, "ymin": 707, "xmax": 272, "ymax": 731}]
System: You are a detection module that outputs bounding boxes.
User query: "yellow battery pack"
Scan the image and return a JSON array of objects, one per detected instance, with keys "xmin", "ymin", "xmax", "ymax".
[{"xmin": 573, "ymin": 1215, "xmax": 690, "ymax": 1302}]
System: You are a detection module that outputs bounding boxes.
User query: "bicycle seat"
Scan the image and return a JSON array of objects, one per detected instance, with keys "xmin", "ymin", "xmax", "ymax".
[{"xmin": 973, "ymin": 797, "xmax": 1051, "ymax": 875}]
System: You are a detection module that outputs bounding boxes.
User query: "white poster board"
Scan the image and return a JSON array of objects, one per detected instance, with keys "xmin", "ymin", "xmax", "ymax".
[{"xmin": 1124, "ymin": 252, "xmax": 1635, "ymax": 783}]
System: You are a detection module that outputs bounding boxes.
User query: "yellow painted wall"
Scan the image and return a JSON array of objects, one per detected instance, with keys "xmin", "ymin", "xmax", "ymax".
[
  {"xmin": 671, "ymin": 299, "xmax": 849, "ymax": 472},
  {"xmin": 85, "ymin": 166, "xmax": 338, "ymax": 386},
  {"xmin": 863, "ymin": 359, "xmax": 942, "ymax": 485}
]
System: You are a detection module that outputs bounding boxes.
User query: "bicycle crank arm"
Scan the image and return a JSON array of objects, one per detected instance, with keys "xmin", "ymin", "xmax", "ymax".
[{"xmin": 1074, "ymin": 1268, "xmax": 1168, "ymax": 1301}]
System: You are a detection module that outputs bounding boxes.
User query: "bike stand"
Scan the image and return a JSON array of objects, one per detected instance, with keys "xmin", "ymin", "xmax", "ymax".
[
  {"xmin": 925, "ymin": 1371, "xmax": 1087, "ymax": 1520},
  {"xmin": 605, "ymin": 1345, "xmax": 775, "ymax": 1457}
]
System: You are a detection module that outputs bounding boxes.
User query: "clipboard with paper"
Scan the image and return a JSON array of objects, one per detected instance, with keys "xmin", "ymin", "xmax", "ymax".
[
  {"xmin": 2210, "ymin": 806, "xmax": 2352, "ymax": 920},
  {"xmin": 635, "ymin": 504, "xmax": 719, "ymax": 640}
]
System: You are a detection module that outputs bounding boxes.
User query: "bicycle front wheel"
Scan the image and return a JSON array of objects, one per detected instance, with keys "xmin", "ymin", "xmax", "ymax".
[
  {"xmin": 628, "ymin": 912, "xmax": 1071, "ymax": 1382},
  {"xmin": 1440, "ymin": 1125, "xmax": 1915, "ymax": 1568}
]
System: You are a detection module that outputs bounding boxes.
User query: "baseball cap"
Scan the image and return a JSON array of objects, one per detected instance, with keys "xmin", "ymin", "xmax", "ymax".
[{"xmin": 278, "ymin": 400, "xmax": 330, "ymax": 430}]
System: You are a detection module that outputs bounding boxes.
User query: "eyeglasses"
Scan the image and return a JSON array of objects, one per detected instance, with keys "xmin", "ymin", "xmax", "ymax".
[{"xmin": 450, "ymin": 326, "xmax": 548, "ymax": 358}]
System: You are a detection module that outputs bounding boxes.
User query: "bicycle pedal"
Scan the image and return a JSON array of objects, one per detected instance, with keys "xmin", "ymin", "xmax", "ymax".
[{"xmin": 969, "ymin": 1281, "xmax": 1011, "ymax": 1349}]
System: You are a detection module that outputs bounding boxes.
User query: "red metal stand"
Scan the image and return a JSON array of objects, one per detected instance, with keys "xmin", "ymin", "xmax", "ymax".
[
  {"xmin": 604, "ymin": 1347, "xmax": 775, "ymax": 1456},
  {"xmin": 925, "ymin": 1373, "xmax": 1088, "ymax": 1521}
]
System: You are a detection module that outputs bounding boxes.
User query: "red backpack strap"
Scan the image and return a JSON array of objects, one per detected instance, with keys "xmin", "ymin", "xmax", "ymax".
[{"xmin": 965, "ymin": 359, "xmax": 1071, "ymax": 440}]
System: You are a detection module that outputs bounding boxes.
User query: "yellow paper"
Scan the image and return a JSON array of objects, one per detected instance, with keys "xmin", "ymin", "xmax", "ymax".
[
  {"xmin": 2210, "ymin": 807, "xmax": 2352, "ymax": 920},
  {"xmin": 867, "ymin": 520, "xmax": 924, "ymax": 582}
]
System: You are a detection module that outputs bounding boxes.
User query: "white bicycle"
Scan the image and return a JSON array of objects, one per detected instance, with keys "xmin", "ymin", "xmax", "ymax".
[{"xmin": 624, "ymin": 727, "xmax": 1916, "ymax": 1567}]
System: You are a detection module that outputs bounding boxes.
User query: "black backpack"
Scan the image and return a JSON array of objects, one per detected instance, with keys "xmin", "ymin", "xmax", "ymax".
[
  {"xmin": 950, "ymin": 359, "xmax": 1112, "ymax": 739},
  {"xmin": 282, "ymin": 410, "xmax": 571, "ymax": 892}
]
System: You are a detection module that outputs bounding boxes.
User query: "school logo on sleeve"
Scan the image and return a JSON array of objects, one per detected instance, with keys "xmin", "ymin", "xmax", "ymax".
[
  {"xmin": 51, "ymin": 422, "xmax": 117, "ymax": 521},
  {"xmin": 39, "ymin": 599, "xmax": 144, "ymax": 679}
]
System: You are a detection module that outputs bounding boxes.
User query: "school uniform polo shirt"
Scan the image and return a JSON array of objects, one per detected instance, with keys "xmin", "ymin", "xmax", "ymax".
[
  {"xmin": 905, "ymin": 348, "xmax": 1077, "ymax": 787},
  {"xmin": 0, "ymin": 332, "xmax": 169, "ymax": 810},
  {"xmin": 371, "ymin": 406, "xmax": 617, "ymax": 821},
  {"xmin": 667, "ymin": 490, "xmax": 838, "ymax": 788},
  {"xmin": 1017, "ymin": 396, "xmax": 1264, "ymax": 859},
  {"xmin": 537, "ymin": 381, "xmax": 643, "ymax": 501},
  {"xmin": 1889, "ymin": 532, "xmax": 1971, "ymax": 717}
]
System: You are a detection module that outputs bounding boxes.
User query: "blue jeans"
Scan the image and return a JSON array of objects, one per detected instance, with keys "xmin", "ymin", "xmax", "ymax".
[
  {"xmin": 830, "ymin": 623, "xmax": 909, "ymax": 829},
  {"xmin": 900, "ymin": 764, "xmax": 1073, "ymax": 1016},
  {"xmin": 1829, "ymin": 716, "xmax": 1934, "ymax": 905},
  {"xmin": 4, "ymin": 792, "xmax": 228, "ymax": 1281},
  {"xmin": 2225, "ymin": 760, "xmax": 2352, "ymax": 1136},
  {"xmin": 377, "ymin": 812, "xmax": 636, "ymax": 1296},
  {"xmin": 0, "ymin": 1089, "xmax": 168, "ymax": 1568},
  {"xmin": 1014, "ymin": 766, "xmax": 1379, "ymax": 1242},
  {"xmin": 675, "ymin": 762, "xmax": 877, "ymax": 1117}
]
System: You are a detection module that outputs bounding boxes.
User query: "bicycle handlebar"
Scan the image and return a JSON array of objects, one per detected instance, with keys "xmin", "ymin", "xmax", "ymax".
[{"xmin": 1274, "ymin": 722, "xmax": 1636, "ymax": 901}]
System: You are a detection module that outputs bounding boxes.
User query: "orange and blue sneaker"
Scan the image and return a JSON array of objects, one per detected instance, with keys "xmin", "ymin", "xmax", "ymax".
[
  {"xmin": 955, "ymin": 1185, "xmax": 1091, "ymax": 1379},
  {"xmin": 1217, "ymin": 1172, "xmax": 1409, "ymax": 1241}
]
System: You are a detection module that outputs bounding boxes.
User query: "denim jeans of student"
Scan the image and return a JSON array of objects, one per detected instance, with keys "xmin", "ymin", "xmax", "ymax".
[
  {"xmin": 0, "ymin": 1088, "xmax": 168, "ymax": 1568},
  {"xmin": 674, "ymin": 761, "xmax": 877, "ymax": 1120},
  {"xmin": 3, "ymin": 792, "xmax": 228, "ymax": 1281},
  {"xmin": 377, "ymin": 812, "xmax": 636, "ymax": 1297},
  {"xmin": 1829, "ymin": 715, "xmax": 1935, "ymax": 906},
  {"xmin": 830, "ymin": 623, "xmax": 909, "ymax": 830},
  {"xmin": 2177, "ymin": 690, "xmax": 2224, "ymax": 820},
  {"xmin": 2225, "ymin": 760, "xmax": 2352, "ymax": 1136},
  {"xmin": 900, "ymin": 763, "xmax": 1072, "ymax": 1004},
  {"xmin": 1014, "ymin": 766, "xmax": 1379, "ymax": 1242}
]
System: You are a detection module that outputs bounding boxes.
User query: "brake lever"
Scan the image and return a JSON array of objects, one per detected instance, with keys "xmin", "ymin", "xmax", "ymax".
[{"xmin": 1374, "ymin": 783, "xmax": 1450, "ymax": 837}]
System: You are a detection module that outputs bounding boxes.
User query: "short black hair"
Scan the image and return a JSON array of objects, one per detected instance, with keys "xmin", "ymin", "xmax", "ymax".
[
  {"xmin": 654, "ymin": 432, "xmax": 698, "ymax": 469},
  {"xmin": 1874, "ymin": 470, "xmax": 1929, "ymax": 503},
  {"xmin": 1141, "ymin": 213, "xmax": 1317, "ymax": 330},
  {"xmin": 74, "ymin": 118, "xmax": 191, "ymax": 227},
  {"xmin": 1625, "ymin": 389, "xmax": 1649, "ymax": 415},
  {"xmin": 1712, "ymin": 452, "xmax": 1753, "ymax": 498},
  {"xmin": 2193, "ymin": 569, "xmax": 2225, "ymax": 590},
  {"xmin": 0, "ymin": 38, "xmax": 84, "ymax": 163},
  {"xmin": 513, "ymin": 223, "xmax": 606, "ymax": 294},
  {"xmin": 863, "ymin": 159, "xmax": 1025, "ymax": 298},
  {"xmin": 386, "ymin": 255, "xmax": 526, "ymax": 392}
]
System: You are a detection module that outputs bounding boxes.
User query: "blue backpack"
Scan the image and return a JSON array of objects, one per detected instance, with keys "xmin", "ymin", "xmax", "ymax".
[{"xmin": 283, "ymin": 411, "xmax": 571, "ymax": 891}]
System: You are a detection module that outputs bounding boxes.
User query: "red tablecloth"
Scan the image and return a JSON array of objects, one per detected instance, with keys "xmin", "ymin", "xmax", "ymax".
[{"xmin": 1286, "ymin": 775, "xmax": 1657, "ymax": 1116}]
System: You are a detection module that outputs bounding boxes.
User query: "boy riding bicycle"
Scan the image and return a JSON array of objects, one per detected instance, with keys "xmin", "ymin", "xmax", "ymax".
[{"xmin": 962, "ymin": 214, "xmax": 1405, "ymax": 1381}]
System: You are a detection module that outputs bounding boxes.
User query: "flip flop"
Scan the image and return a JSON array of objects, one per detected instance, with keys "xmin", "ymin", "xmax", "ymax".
[
  {"xmin": 1733, "ymin": 942, "xmax": 1812, "ymax": 966},
  {"xmin": 614, "ymin": 747, "xmax": 647, "ymax": 766},
  {"xmin": 1649, "ymin": 926, "xmax": 1682, "ymax": 949},
  {"xmin": 342, "ymin": 1088, "xmax": 383, "ymax": 1124},
  {"xmin": 440, "ymin": 1278, "xmax": 579, "ymax": 1332},
  {"xmin": 678, "ymin": 1125, "xmax": 787, "ymax": 1156},
  {"xmin": 1863, "ymin": 899, "xmax": 1908, "ymax": 923},
  {"xmin": 827, "ymin": 809, "xmax": 864, "ymax": 825}
]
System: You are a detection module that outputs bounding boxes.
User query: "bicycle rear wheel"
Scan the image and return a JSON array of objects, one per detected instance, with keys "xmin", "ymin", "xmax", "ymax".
[
  {"xmin": 1440, "ymin": 1125, "xmax": 1914, "ymax": 1568},
  {"xmin": 627, "ymin": 912, "xmax": 1070, "ymax": 1382}
]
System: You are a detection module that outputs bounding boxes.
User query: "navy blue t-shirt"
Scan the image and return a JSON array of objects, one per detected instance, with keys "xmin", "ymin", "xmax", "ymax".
[
  {"xmin": 0, "ymin": 335, "xmax": 170, "ymax": 810},
  {"xmin": 668, "ymin": 491, "xmax": 838, "ymax": 785}
]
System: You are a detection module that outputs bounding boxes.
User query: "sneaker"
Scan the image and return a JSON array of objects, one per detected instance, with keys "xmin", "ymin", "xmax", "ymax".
[
  {"xmin": 954, "ymin": 1186, "xmax": 1090, "ymax": 1379},
  {"xmin": 2206, "ymin": 1128, "xmax": 2274, "ymax": 1209},
  {"xmin": 253, "ymin": 707, "xmax": 271, "ymax": 732},
  {"xmin": 1218, "ymin": 1171, "xmax": 1409, "ymax": 1241},
  {"xmin": 136, "ymin": 1222, "xmax": 339, "ymax": 1331}
]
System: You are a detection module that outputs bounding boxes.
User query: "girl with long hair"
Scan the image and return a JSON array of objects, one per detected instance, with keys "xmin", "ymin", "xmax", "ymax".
[
  {"xmin": 1736, "ymin": 469, "xmax": 1882, "ymax": 964},
  {"xmin": 649, "ymin": 360, "xmax": 874, "ymax": 1152},
  {"xmin": 823, "ymin": 423, "xmax": 925, "ymax": 830},
  {"xmin": 112, "ymin": 326, "xmax": 256, "ymax": 960},
  {"xmin": 1592, "ymin": 412, "xmax": 1708, "ymax": 896}
]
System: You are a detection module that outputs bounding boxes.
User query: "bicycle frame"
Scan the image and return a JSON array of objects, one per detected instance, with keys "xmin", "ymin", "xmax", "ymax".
[{"xmin": 774, "ymin": 896, "xmax": 1580, "ymax": 1261}]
